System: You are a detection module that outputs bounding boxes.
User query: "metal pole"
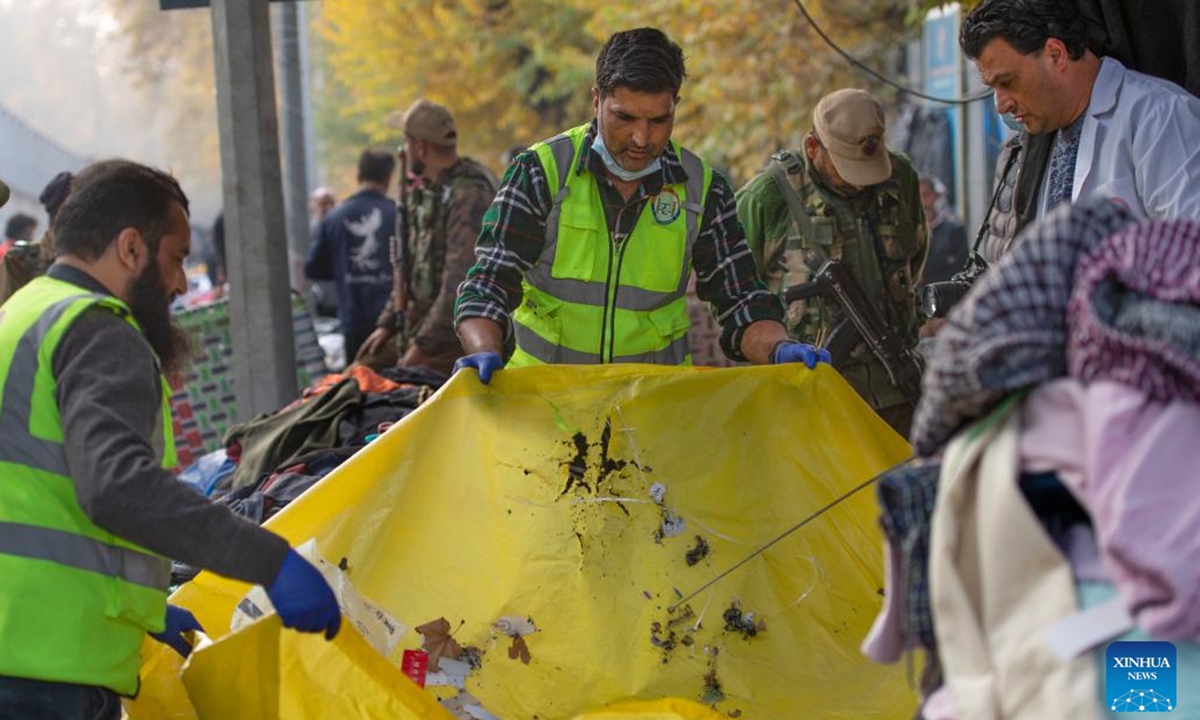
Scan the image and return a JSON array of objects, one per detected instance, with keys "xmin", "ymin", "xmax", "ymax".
[
  {"xmin": 276, "ymin": 1, "xmax": 311, "ymax": 288},
  {"xmin": 210, "ymin": 0, "xmax": 298, "ymax": 420},
  {"xmin": 299, "ymin": 2, "xmax": 320, "ymax": 195},
  {"xmin": 963, "ymin": 67, "xmax": 992, "ymax": 237}
]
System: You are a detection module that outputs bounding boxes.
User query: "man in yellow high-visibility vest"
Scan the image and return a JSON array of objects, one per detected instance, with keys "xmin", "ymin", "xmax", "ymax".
[
  {"xmin": 0, "ymin": 160, "xmax": 340, "ymax": 719},
  {"xmin": 453, "ymin": 28, "xmax": 829, "ymax": 380}
]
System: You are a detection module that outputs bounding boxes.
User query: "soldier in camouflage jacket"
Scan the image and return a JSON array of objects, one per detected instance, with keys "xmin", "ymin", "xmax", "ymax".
[
  {"xmin": 736, "ymin": 90, "xmax": 927, "ymax": 436},
  {"xmin": 359, "ymin": 100, "xmax": 498, "ymax": 377}
]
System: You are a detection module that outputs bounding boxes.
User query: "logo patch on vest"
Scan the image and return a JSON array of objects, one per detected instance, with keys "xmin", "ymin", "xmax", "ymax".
[{"xmin": 651, "ymin": 189, "xmax": 681, "ymax": 225}]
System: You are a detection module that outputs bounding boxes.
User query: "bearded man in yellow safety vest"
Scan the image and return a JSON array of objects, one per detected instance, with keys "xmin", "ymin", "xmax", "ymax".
[{"xmin": 0, "ymin": 160, "xmax": 340, "ymax": 718}]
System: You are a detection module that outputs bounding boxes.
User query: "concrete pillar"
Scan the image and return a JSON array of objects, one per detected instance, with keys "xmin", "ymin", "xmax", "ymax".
[{"xmin": 210, "ymin": 0, "xmax": 299, "ymax": 419}]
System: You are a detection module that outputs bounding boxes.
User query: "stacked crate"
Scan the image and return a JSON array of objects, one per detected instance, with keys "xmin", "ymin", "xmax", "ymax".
[{"xmin": 169, "ymin": 296, "xmax": 328, "ymax": 468}]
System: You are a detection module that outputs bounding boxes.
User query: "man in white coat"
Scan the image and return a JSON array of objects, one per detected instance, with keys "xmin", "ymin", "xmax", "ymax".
[{"xmin": 961, "ymin": 0, "xmax": 1200, "ymax": 221}]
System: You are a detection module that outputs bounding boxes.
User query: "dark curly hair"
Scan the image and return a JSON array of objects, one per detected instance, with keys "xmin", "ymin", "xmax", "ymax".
[
  {"xmin": 960, "ymin": 0, "xmax": 1091, "ymax": 61},
  {"xmin": 54, "ymin": 160, "xmax": 189, "ymax": 261},
  {"xmin": 595, "ymin": 28, "xmax": 687, "ymax": 99}
]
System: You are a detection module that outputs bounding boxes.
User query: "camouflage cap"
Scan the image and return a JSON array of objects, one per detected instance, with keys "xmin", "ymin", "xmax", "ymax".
[
  {"xmin": 401, "ymin": 99, "xmax": 457, "ymax": 147},
  {"xmin": 813, "ymin": 89, "xmax": 892, "ymax": 187}
]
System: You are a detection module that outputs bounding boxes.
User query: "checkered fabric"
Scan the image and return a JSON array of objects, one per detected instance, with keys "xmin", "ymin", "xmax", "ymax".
[
  {"xmin": 876, "ymin": 461, "xmax": 941, "ymax": 650},
  {"xmin": 911, "ymin": 200, "xmax": 1135, "ymax": 456},
  {"xmin": 1069, "ymin": 218, "xmax": 1200, "ymax": 400}
]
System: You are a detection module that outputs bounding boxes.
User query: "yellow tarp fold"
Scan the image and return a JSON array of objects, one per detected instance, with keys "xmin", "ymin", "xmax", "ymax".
[{"xmin": 128, "ymin": 364, "xmax": 914, "ymax": 719}]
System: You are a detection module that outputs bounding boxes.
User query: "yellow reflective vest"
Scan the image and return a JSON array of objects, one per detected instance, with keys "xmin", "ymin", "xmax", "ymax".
[
  {"xmin": 510, "ymin": 123, "xmax": 713, "ymax": 366},
  {"xmin": 0, "ymin": 275, "xmax": 175, "ymax": 695}
]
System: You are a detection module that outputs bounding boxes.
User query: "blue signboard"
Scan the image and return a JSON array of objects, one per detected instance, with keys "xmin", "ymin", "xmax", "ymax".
[
  {"xmin": 922, "ymin": 6, "xmax": 962, "ymax": 205},
  {"xmin": 924, "ymin": 8, "xmax": 961, "ymax": 102}
]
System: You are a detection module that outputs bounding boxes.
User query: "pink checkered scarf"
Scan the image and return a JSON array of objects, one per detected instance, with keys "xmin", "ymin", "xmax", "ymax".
[{"xmin": 1068, "ymin": 218, "xmax": 1200, "ymax": 402}]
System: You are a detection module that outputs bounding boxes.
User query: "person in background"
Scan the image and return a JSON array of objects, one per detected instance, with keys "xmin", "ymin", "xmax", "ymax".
[
  {"xmin": 305, "ymin": 148, "xmax": 396, "ymax": 359},
  {"xmin": 1, "ymin": 213, "xmax": 37, "ymax": 261},
  {"xmin": 917, "ymin": 176, "xmax": 968, "ymax": 288},
  {"xmin": 0, "ymin": 171, "xmax": 73, "ymax": 305},
  {"xmin": 207, "ymin": 212, "xmax": 225, "ymax": 289},
  {"xmin": 357, "ymin": 99, "xmax": 498, "ymax": 377},
  {"xmin": 0, "ymin": 160, "xmax": 339, "ymax": 719},
  {"xmin": 309, "ymin": 187, "xmax": 337, "ymax": 222},
  {"xmin": 308, "ymin": 187, "xmax": 340, "ymax": 318}
]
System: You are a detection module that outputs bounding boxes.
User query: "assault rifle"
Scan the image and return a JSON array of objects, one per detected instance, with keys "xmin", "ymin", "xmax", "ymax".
[
  {"xmin": 783, "ymin": 260, "xmax": 923, "ymax": 399},
  {"xmin": 390, "ymin": 146, "xmax": 410, "ymax": 332}
]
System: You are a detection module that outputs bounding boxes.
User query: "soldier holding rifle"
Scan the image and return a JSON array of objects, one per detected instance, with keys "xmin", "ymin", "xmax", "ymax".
[
  {"xmin": 358, "ymin": 99, "xmax": 498, "ymax": 377},
  {"xmin": 737, "ymin": 89, "xmax": 928, "ymax": 436}
]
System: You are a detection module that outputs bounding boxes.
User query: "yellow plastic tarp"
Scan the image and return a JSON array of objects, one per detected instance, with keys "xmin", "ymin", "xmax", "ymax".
[
  {"xmin": 571, "ymin": 698, "xmax": 729, "ymax": 720},
  {"xmin": 128, "ymin": 364, "xmax": 914, "ymax": 719}
]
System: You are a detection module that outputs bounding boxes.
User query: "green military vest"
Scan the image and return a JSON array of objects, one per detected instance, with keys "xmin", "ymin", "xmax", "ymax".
[
  {"xmin": 509, "ymin": 123, "xmax": 712, "ymax": 366},
  {"xmin": 765, "ymin": 150, "xmax": 924, "ymax": 408},
  {"xmin": 0, "ymin": 275, "xmax": 175, "ymax": 695}
]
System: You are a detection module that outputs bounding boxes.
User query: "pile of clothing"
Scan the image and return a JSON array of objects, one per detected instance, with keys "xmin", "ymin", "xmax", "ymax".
[
  {"xmin": 171, "ymin": 365, "xmax": 445, "ymax": 583},
  {"xmin": 864, "ymin": 201, "xmax": 1200, "ymax": 719}
]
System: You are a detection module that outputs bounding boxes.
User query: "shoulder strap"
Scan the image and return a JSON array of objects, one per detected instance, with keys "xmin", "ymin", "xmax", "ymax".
[{"xmin": 765, "ymin": 151, "xmax": 816, "ymax": 246}]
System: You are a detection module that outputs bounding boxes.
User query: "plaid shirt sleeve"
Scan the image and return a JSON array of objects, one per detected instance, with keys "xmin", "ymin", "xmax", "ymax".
[
  {"xmin": 693, "ymin": 171, "xmax": 784, "ymax": 361},
  {"xmin": 453, "ymin": 151, "xmax": 552, "ymax": 338}
]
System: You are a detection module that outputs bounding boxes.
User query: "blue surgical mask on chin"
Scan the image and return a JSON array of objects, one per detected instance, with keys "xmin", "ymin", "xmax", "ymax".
[{"xmin": 592, "ymin": 132, "xmax": 661, "ymax": 182}]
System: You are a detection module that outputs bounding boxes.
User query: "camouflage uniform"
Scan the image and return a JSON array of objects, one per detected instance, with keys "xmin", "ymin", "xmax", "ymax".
[
  {"xmin": 737, "ymin": 149, "xmax": 927, "ymax": 418},
  {"xmin": 0, "ymin": 232, "xmax": 55, "ymax": 305},
  {"xmin": 376, "ymin": 157, "xmax": 497, "ymax": 376}
]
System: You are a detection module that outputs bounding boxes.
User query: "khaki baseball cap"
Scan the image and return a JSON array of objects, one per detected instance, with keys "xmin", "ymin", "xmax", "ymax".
[
  {"xmin": 401, "ymin": 99, "xmax": 457, "ymax": 147},
  {"xmin": 813, "ymin": 89, "xmax": 892, "ymax": 187}
]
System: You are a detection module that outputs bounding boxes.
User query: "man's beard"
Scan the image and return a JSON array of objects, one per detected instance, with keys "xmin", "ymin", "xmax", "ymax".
[
  {"xmin": 126, "ymin": 260, "xmax": 191, "ymax": 377},
  {"xmin": 409, "ymin": 155, "xmax": 425, "ymax": 178}
]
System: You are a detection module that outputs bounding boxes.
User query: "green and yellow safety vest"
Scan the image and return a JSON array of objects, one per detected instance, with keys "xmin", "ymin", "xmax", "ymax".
[
  {"xmin": 509, "ymin": 123, "xmax": 713, "ymax": 366},
  {"xmin": 0, "ymin": 275, "xmax": 175, "ymax": 695}
]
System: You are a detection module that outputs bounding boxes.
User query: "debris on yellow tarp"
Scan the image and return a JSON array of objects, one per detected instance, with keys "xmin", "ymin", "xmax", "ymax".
[
  {"xmin": 127, "ymin": 364, "xmax": 914, "ymax": 719},
  {"xmin": 183, "ymin": 615, "xmax": 452, "ymax": 719}
]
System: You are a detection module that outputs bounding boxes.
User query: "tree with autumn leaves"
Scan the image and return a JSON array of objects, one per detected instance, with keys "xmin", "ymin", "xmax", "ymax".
[
  {"xmin": 314, "ymin": 0, "xmax": 924, "ymax": 186},
  {"xmin": 102, "ymin": 0, "xmax": 964, "ymax": 203}
]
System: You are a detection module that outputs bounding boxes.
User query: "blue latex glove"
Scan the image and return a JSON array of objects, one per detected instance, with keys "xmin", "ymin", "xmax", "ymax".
[
  {"xmin": 265, "ymin": 549, "xmax": 341, "ymax": 639},
  {"xmin": 771, "ymin": 341, "xmax": 832, "ymax": 369},
  {"xmin": 453, "ymin": 352, "xmax": 503, "ymax": 384},
  {"xmin": 150, "ymin": 604, "xmax": 204, "ymax": 658}
]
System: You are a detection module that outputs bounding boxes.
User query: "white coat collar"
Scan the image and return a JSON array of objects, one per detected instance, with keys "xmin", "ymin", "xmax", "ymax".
[{"xmin": 1088, "ymin": 56, "xmax": 1126, "ymax": 118}]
